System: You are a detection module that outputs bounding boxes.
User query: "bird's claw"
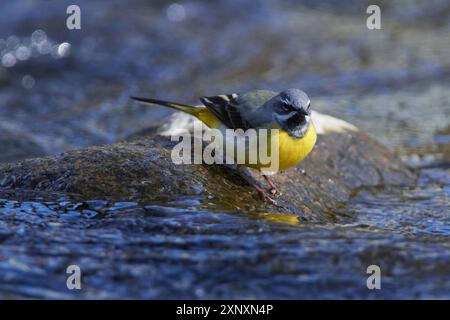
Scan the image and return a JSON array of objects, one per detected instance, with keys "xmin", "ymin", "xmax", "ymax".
[{"xmin": 256, "ymin": 189, "xmax": 278, "ymax": 205}]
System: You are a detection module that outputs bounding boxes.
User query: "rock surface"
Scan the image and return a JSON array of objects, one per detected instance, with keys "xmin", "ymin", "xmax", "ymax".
[{"xmin": 0, "ymin": 112, "xmax": 415, "ymax": 221}]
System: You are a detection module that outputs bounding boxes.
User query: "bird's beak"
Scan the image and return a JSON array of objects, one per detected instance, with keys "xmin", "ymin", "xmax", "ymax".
[{"xmin": 298, "ymin": 109, "xmax": 309, "ymax": 116}]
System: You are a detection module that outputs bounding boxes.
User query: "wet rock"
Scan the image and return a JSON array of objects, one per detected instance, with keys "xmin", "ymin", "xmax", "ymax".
[{"xmin": 0, "ymin": 112, "xmax": 415, "ymax": 220}]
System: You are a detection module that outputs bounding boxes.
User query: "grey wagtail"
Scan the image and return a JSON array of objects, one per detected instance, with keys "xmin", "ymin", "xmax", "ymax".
[{"xmin": 131, "ymin": 89, "xmax": 317, "ymax": 203}]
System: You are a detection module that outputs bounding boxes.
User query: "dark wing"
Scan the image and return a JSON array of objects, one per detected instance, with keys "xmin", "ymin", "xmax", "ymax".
[{"xmin": 200, "ymin": 94, "xmax": 252, "ymax": 130}]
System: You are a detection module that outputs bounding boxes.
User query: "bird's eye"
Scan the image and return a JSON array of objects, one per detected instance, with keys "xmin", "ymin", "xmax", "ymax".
[{"xmin": 281, "ymin": 102, "xmax": 291, "ymax": 112}]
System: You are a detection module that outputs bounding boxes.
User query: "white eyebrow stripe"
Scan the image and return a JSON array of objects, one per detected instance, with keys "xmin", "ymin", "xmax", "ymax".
[{"xmin": 275, "ymin": 111, "xmax": 297, "ymax": 121}]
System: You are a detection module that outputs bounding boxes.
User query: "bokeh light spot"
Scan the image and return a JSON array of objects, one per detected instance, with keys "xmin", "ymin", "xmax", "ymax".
[
  {"xmin": 31, "ymin": 29, "xmax": 47, "ymax": 44},
  {"xmin": 57, "ymin": 42, "xmax": 71, "ymax": 58},
  {"xmin": 166, "ymin": 3, "xmax": 186, "ymax": 22},
  {"xmin": 1, "ymin": 53, "xmax": 16, "ymax": 67},
  {"xmin": 15, "ymin": 45, "xmax": 32, "ymax": 61},
  {"xmin": 21, "ymin": 74, "xmax": 35, "ymax": 89}
]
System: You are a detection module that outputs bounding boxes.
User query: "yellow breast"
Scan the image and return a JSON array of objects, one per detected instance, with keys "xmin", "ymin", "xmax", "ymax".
[
  {"xmin": 276, "ymin": 123, "xmax": 317, "ymax": 170},
  {"xmin": 246, "ymin": 122, "xmax": 317, "ymax": 171}
]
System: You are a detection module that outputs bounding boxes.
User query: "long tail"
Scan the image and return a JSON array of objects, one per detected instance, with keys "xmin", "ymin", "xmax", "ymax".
[
  {"xmin": 130, "ymin": 96, "xmax": 220, "ymax": 128},
  {"xmin": 130, "ymin": 96, "xmax": 197, "ymax": 115}
]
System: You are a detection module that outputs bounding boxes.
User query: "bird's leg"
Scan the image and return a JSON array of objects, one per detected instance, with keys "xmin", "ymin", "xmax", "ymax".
[
  {"xmin": 261, "ymin": 174, "xmax": 278, "ymax": 195},
  {"xmin": 238, "ymin": 167, "xmax": 277, "ymax": 205}
]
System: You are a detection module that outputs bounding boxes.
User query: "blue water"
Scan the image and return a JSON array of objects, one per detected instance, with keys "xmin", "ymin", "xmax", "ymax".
[{"xmin": 0, "ymin": 164, "xmax": 447, "ymax": 299}]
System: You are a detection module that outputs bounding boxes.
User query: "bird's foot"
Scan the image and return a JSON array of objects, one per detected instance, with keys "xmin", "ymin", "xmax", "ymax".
[
  {"xmin": 255, "ymin": 187, "xmax": 278, "ymax": 206},
  {"xmin": 238, "ymin": 167, "xmax": 278, "ymax": 205},
  {"xmin": 262, "ymin": 174, "xmax": 279, "ymax": 195}
]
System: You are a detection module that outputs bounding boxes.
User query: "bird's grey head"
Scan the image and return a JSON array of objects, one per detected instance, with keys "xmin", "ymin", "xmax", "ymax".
[{"xmin": 271, "ymin": 89, "xmax": 311, "ymax": 138}]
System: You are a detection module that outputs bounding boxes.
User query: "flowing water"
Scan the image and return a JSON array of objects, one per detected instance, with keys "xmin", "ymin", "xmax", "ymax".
[{"xmin": 0, "ymin": 0, "xmax": 449, "ymax": 298}]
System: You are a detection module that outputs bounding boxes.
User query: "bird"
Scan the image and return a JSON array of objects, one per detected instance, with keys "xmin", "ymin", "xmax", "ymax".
[{"xmin": 131, "ymin": 89, "xmax": 317, "ymax": 204}]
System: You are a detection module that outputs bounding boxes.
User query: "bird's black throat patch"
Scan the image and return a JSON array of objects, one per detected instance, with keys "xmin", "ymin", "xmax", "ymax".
[{"xmin": 281, "ymin": 113, "xmax": 310, "ymax": 138}]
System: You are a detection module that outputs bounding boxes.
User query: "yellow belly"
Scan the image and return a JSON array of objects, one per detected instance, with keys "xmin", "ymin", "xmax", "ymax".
[
  {"xmin": 276, "ymin": 123, "xmax": 317, "ymax": 170},
  {"xmin": 247, "ymin": 123, "xmax": 317, "ymax": 171}
]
